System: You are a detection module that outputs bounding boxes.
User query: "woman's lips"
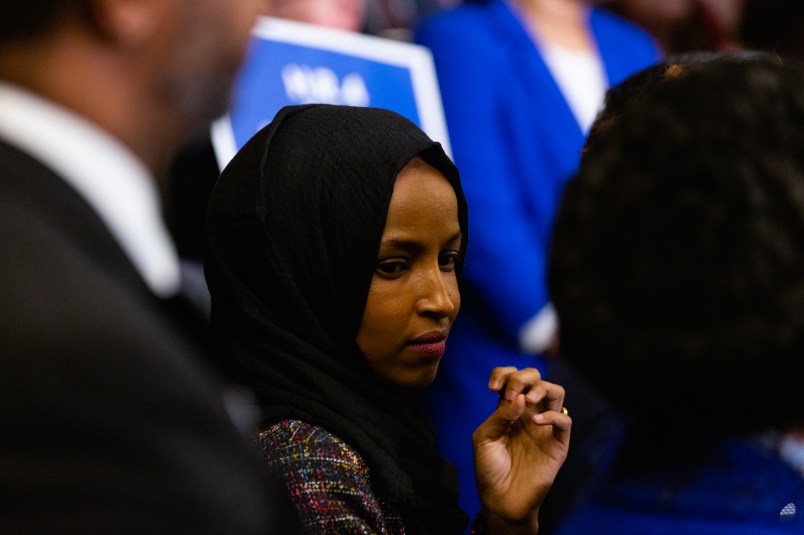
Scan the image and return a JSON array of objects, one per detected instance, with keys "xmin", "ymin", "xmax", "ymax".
[{"xmin": 408, "ymin": 331, "xmax": 448, "ymax": 357}]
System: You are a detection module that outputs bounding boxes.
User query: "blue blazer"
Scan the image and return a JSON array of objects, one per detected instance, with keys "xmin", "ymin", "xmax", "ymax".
[{"xmin": 415, "ymin": 1, "xmax": 660, "ymax": 519}]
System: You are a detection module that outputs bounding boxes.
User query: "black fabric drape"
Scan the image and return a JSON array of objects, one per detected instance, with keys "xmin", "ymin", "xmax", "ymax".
[{"xmin": 204, "ymin": 104, "xmax": 469, "ymax": 534}]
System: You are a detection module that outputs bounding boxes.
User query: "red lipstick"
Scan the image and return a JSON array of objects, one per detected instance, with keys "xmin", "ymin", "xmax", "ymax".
[{"xmin": 408, "ymin": 331, "xmax": 448, "ymax": 357}]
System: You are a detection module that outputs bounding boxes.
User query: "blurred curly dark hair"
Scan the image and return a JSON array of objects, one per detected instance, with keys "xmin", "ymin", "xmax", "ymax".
[{"xmin": 548, "ymin": 53, "xmax": 804, "ymax": 441}]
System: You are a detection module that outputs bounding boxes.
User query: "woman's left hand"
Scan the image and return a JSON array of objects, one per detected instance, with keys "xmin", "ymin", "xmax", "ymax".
[{"xmin": 472, "ymin": 366, "xmax": 571, "ymax": 533}]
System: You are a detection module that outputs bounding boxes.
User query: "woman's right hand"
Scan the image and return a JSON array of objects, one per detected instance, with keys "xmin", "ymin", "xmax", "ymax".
[{"xmin": 472, "ymin": 367, "xmax": 571, "ymax": 534}]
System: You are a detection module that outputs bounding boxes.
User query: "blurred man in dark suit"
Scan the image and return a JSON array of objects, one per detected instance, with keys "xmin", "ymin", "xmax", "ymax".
[{"xmin": 0, "ymin": 0, "xmax": 291, "ymax": 531}]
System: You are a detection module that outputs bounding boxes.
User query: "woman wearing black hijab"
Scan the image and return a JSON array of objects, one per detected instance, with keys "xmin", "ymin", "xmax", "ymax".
[{"xmin": 204, "ymin": 104, "xmax": 571, "ymax": 534}]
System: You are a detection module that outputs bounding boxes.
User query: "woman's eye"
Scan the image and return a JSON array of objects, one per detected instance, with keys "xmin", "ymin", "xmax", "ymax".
[
  {"xmin": 376, "ymin": 259, "xmax": 408, "ymax": 277},
  {"xmin": 439, "ymin": 252, "xmax": 459, "ymax": 271}
]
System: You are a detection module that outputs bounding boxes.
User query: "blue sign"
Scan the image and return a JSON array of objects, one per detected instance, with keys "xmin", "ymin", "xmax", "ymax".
[{"xmin": 213, "ymin": 17, "xmax": 450, "ymax": 170}]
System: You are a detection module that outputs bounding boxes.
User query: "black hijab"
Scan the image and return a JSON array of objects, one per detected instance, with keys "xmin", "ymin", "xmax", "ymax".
[{"xmin": 204, "ymin": 104, "xmax": 469, "ymax": 534}]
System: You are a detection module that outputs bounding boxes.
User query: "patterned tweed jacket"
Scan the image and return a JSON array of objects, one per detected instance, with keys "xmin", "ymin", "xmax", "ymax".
[{"xmin": 257, "ymin": 420, "xmax": 406, "ymax": 534}]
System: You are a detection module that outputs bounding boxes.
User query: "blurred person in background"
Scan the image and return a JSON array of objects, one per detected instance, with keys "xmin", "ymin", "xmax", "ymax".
[
  {"xmin": 260, "ymin": 0, "xmax": 366, "ymax": 31},
  {"xmin": 607, "ymin": 0, "xmax": 744, "ymax": 54},
  {"xmin": 414, "ymin": 0, "xmax": 659, "ymax": 524},
  {"xmin": 699, "ymin": 0, "xmax": 744, "ymax": 48}
]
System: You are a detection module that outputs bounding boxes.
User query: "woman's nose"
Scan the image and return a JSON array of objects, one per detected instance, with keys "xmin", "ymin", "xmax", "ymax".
[{"xmin": 417, "ymin": 268, "xmax": 457, "ymax": 317}]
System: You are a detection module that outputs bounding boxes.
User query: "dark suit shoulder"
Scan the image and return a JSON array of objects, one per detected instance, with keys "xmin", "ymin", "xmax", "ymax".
[{"xmin": 0, "ymin": 144, "xmax": 278, "ymax": 533}]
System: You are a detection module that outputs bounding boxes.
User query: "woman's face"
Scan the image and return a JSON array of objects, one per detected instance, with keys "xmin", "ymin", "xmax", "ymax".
[{"xmin": 356, "ymin": 159, "xmax": 462, "ymax": 389}]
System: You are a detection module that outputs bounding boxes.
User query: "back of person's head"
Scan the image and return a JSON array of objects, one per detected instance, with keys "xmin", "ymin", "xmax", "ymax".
[
  {"xmin": 548, "ymin": 53, "xmax": 804, "ymax": 445},
  {"xmin": 584, "ymin": 51, "xmax": 767, "ymax": 155}
]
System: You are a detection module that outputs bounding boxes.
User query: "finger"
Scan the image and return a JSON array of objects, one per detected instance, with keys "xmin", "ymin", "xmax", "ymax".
[
  {"xmin": 531, "ymin": 381, "xmax": 565, "ymax": 413},
  {"xmin": 532, "ymin": 409, "xmax": 572, "ymax": 445},
  {"xmin": 487, "ymin": 366, "xmax": 518, "ymax": 392},
  {"xmin": 500, "ymin": 367, "xmax": 543, "ymax": 401},
  {"xmin": 523, "ymin": 382, "xmax": 552, "ymax": 405},
  {"xmin": 520, "ymin": 380, "xmax": 565, "ymax": 411}
]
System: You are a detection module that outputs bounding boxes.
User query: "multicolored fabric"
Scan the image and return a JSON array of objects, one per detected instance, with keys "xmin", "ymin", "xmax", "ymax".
[{"xmin": 256, "ymin": 420, "xmax": 405, "ymax": 534}]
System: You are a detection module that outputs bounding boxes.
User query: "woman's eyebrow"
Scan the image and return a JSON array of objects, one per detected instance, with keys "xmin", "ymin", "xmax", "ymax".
[{"xmin": 379, "ymin": 231, "xmax": 463, "ymax": 251}]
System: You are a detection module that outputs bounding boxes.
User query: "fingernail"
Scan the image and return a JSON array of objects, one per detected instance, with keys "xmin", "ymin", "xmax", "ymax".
[
  {"xmin": 534, "ymin": 414, "xmax": 545, "ymax": 422},
  {"xmin": 505, "ymin": 389, "xmax": 516, "ymax": 401},
  {"xmin": 489, "ymin": 379, "xmax": 501, "ymax": 390}
]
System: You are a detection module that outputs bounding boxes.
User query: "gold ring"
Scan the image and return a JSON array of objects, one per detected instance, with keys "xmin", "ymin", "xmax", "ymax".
[{"xmin": 561, "ymin": 407, "xmax": 569, "ymax": 416}]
